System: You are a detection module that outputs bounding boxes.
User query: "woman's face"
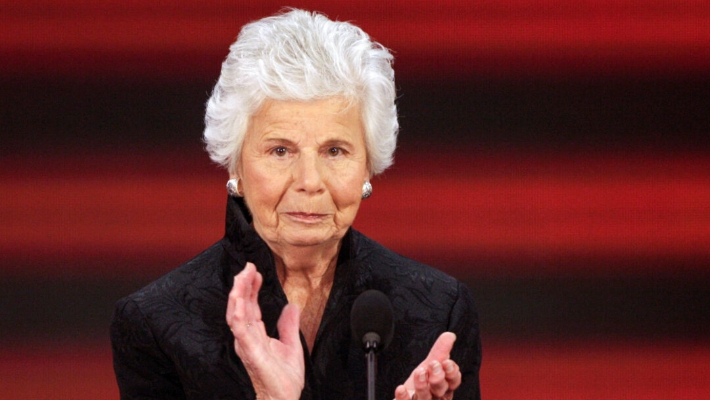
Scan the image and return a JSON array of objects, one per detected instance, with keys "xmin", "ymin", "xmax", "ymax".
[{"xmin": 237, "ymin": 97, "xmax": 369, "ymax": 252}]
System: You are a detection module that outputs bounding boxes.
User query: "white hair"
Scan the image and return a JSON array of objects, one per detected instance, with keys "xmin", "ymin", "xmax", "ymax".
[{"xmin": 203, "ymin": 9, "xmax": 398, "ymax": 176}]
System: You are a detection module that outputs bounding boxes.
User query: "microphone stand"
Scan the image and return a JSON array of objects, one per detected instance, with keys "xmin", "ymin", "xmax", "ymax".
[
  {"xmin": 351, "ymin": 290, "xmax": 394, "ymax": 400},
  {"xmin": 364, "ymin": 334, "xmax": 380, "ymax": 400}
]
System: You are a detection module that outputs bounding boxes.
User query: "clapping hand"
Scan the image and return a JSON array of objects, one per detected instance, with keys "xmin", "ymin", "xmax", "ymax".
[
  {"xmin": 226, "ymin": 262, "xmax": 304, "ymax": 400},
  {"xmin": 394, "ymin": 332, "xmax": 461, "ymax": 400}
]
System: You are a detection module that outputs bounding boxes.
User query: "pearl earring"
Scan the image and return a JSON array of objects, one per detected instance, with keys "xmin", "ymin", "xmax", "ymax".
[
  {"xmin": 226, "ymin": 178, "xmax": 242, "ymax": 197},
  {"xmin": 362, "ymin": 181, "xmax": 373, "ymax": 199}
]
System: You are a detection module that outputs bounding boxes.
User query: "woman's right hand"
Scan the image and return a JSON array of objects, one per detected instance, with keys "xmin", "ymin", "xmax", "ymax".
[
  {"xmin": 393, "ymin": 332, "xmax": 462, "ymax": 400},
  {"xmin": 226, "ymin": 262, "xmax": 305, "ymax": 400}
]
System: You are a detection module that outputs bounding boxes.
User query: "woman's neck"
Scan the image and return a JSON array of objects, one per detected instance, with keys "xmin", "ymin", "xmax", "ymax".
[
  {"xmin": 272, "ymin": 242, "xmax": 340, "ymax": 287},
  {"xmin": 272, "ymin": 243, "xmax": 340, "ymax": 352}
]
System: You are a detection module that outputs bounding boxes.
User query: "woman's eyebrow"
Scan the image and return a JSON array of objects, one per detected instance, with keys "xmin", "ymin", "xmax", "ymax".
[
  {"xmin": 260, "ymin": 137, "xmax": 296, "ymax": 146},
  {"xmin": 320, "ymin": 139, "xmax": 353, "ymax": 148}
]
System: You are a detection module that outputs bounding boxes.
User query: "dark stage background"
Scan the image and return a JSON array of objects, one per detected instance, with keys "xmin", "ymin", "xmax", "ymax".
[{"xmin": 2, "ymin": 1, "xmax": 710, "ymax": 398}]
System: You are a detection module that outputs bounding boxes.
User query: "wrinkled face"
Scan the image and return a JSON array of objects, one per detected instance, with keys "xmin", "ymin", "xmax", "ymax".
[{"xmin": 237, "ymin": 97, "xmax": 369, "ymax": 251}]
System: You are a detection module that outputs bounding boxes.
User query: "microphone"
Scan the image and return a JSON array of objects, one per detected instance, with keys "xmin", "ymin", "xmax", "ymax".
[{"xmin": 351, "ymin": 290, "xmax": 395, "ymax": 400}]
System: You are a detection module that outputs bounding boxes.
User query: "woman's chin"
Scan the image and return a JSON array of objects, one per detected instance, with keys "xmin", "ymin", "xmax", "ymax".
[{"xmin": 279, "ymin": 226, "xmax": 342, "ymax": 249}]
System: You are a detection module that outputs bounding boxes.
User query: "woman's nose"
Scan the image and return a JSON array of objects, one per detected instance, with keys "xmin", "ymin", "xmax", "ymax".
[{"xmin": 293, "ymin": 152, "xmax": 326, "ymax": 194}]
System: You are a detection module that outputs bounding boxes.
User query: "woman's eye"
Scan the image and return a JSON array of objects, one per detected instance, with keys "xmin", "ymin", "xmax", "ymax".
[
  {"xmin": 328, "ymin": 147, "xmax": 341, "ymax": 156},
  {"xmin": 272, "ymin": 147, "xmax": 288, "ymax": 157}
]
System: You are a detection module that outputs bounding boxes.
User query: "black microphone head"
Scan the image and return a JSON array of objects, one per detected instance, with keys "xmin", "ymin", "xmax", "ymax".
[{"xmin": 351, "ymin": 289, "xmax": 395, "ymax": 352}]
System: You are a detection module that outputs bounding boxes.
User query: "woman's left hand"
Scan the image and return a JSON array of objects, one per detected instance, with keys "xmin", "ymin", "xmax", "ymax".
[
  {"xmin": 393, "ymin": 332, "xmax": 462, "ymax": 400},
  {"xmin": 226, "ymin": 262, "xmax": 305, "ymax": 400}
]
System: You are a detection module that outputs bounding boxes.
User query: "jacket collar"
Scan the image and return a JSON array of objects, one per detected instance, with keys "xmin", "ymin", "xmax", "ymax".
[
  {"xmin": 221, "ymin": 195, "xmax": 273, "ymax": 277},
  {"xmin": 219, "ymin": 195, "xmax": 363, "ymax": 295},
  {"xmin": 219, "ymin": 195, "xmax": 374, "ymax": 362}
]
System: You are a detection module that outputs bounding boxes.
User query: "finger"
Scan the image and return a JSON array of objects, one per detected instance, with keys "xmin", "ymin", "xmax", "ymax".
[
  {"xmin": 226, "ymin": 279, "xmax": 236, "ymax": 325},
  {"xmin": 425, "ymin": 332, "xmax": 456, "ymax": 364},
  {"xmin": 426, "ymin": 360, "xmax": 448, "ymax": 398},
  {"xmin": 254, "ymin": 271, "xmax": 263, "ymax": 322},
  {"xmin": 249, "ymin": 263, "xmax": 262, "ymax": 303},
  {"xmin": 241, "ymin": 264, "xmax": 254, "ymax": 322},
  {"xmin": 245, "ymin": 263, "xmax": 263, "ymax": 323},
  {"xmin": 394, "ymin": 384, "xmax": 412, "ymax": 400},
  {"xmin": 228, "ymin": 264, "xmax": 260, "ymax": 339},
  {"xmin": 226, "ymin": 268, "xmax": 248, "ymax": 328},
  {"xmin": 442, "ymin": 359, "xmax": 461, "ymax": 393},
  {"xmin": 412, "ymin": 367, "xmax": 431, "ymax": 400},
  {"xmin": 404, "ymin": 331, "xmax": 458, "ymax": 389},
  {"xmin": 277, "ymin": 303, "xmax": 302, "ymax": 349}
]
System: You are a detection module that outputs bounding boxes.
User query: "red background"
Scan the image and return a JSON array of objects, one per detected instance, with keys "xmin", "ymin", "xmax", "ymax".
[{"xmin": 2, "ymin": 1, "xmax": 709, "ymax": 399}]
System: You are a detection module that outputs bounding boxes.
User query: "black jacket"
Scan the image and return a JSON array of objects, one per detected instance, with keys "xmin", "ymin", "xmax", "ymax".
[{"xmin": 111, "ymin": 197, "xmax": 482, "ymax": 399}]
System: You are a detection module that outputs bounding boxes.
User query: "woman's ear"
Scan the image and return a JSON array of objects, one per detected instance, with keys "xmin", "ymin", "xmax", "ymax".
[{"xmin": 230, "ymin": 157, "xmax": 243, "ymax": 181}]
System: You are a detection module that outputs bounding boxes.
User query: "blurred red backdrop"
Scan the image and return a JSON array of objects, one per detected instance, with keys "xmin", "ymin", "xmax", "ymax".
[{"xmin": 1, "ymin": 1, "xmax": 709, "ymax": 399}]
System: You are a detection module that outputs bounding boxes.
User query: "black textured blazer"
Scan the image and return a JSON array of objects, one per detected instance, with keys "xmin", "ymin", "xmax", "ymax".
[{"xmin": 111, "ymin": 197, "xmax": 482, "ymax": 399}]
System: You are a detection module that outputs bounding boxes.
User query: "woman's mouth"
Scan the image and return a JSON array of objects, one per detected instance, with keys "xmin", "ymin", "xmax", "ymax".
[{"xmin": 285, "ymin": 212, "xmax": 328, "ymax": 223}]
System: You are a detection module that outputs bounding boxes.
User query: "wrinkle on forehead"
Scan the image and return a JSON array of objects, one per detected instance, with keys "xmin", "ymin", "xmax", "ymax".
[{"xmin": 246, "ymin": 97, "xmax": 365, "ymax": 148}]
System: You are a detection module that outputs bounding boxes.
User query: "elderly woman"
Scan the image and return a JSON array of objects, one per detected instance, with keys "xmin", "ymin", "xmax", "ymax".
[{"xmin": 111, "ymin": 9, "xmax": 481, "ymax": 400}]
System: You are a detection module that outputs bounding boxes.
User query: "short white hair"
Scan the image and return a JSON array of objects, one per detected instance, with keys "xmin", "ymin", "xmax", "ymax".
[{"xmin": 203, "ymin": 9, "xmax": 398, "ymax": 176}]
